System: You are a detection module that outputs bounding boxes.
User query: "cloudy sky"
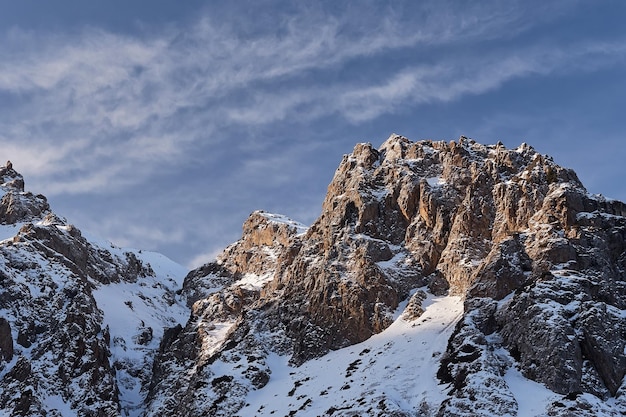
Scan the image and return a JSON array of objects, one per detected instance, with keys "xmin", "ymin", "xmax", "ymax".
[{"xmin": 1, "ymin": 0, "xmax": 625, "ymax": 268}]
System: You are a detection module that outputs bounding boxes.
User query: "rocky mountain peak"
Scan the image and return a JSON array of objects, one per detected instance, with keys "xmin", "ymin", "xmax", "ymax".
[
  {"xmin": 217, "ymin": 210, "xmax": 307, "ymax": 278},
  {"xmin": 0, "ymin": 161, "xmax": 24, "ymax": 192},
  {"xmin": 0, "ymin": 162, "xmax": 188, "ymax": 416},
  {"xmin": 145, "ymin": 135, "xmax": 625, "ymax": 416},
  {"xmin": 0, "ymin": 162, "xmax": 49, "ymax": 225},
  {"xmin": 2, "ymin": 136, "xmax": 626, "ymax": 416},
  {"xmin": 315, "ymin": 134, "xmax": 591, "ymax": 298}
]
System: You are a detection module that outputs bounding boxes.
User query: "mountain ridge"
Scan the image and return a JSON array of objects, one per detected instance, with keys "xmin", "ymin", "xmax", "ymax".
[
  {"xmin": 1, "ymin": 135, "xmax": 625, "ymax": 416},
  {"xmin": 0, "ymin": 161, "xmax": 188, "ymax": 416},
  {"xmin": 147, "ymin": 134, "xmax": 626, "ymax": 416}
]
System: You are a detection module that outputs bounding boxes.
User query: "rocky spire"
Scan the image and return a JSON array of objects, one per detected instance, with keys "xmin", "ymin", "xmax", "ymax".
[
  {"xmin": 0, "ymin": 160, "xmax": 24, "ymax": 191},
  {"xmin": 0, "ymin": 161, "xmax": 49, "ymax": 224}
]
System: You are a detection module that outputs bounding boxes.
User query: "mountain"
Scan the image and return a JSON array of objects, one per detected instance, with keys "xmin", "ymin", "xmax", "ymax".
[
  {"xmin": 0, "ymin": 162, "xmax": 188, "ymax": 416},
  {"xmin": 1, "ymin": 135, "xmax": 626, "ymax": 416}
]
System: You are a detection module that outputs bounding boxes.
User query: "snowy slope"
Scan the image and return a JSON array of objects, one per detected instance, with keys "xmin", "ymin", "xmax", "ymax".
[
  {"xmin": 88, "ymin": 236, "xmax": 189, "ymax": 417},
  {"xmin": 241, "ymin": 292, "xmax": 463, "ymax": 416},
  {"xmin": 0, "ymin": 212, "xmax": 190, "ymax": 416}
]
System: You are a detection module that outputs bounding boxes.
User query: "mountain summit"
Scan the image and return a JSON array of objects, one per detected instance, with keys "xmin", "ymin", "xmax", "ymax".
[{"xmin": 2, "ymin": 136, "xmax": 626, "ymax": 416}]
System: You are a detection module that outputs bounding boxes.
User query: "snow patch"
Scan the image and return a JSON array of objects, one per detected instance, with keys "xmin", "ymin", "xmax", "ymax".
[
  {"xmin": 503, "ymin": 359, "xmax": 558, "ymax": 416},
  {"xmin": 257, "ymin": 211, "xmax": 308, "ymax": 235},
  {"xmin": 426, "ymin": 176, "xmax": 445, "ymax": 187},
  {"xmin": 199, "ymin": 320, "xmax": 237, "ymax": 359},
  {"xmin": 241, "ymin": 293, "xmax": 463, "ymax": 416},
  {"xmin": 235, "ymin": 272, "xmax": 274, "ymax": 290},
  {"xmin": 89, "ymin": 238, "xmax": 188, "ymax": 417}
]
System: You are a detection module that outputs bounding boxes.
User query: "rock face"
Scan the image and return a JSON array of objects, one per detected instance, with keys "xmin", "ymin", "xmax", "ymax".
[
  {"xmin": 0, "ymin": 163, "xmax": 188, "ymax": 417},
  {"xmin": 0, "ymin": 317, "xmax": 12, "ymax": 362},
  {"xmin": 2, "ymin": 136, "xmax": 626, "ymax": 416},
  {"xmin": 146, "ymin": 135, "xmax": 625, "ymax": 416},
  {"xmin": 0, "ymin": 163, "xmax": 48, "ymax": 224}
]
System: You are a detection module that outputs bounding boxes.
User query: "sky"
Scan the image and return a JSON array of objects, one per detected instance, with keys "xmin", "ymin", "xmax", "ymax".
[{"xmin": 1, "ymin": 0, "xmax": 625, "ymax": 269}]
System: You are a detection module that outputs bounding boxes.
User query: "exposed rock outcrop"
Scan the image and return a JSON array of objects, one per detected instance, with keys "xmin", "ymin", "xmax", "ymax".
[
  {"xmin": 0, "ymin": 162, "xmax": 187, "ymax": 416},
  {"xmin": 2, "ymin": 136, "xmax": 625, "ymax": 417},
  {"xmin": 0, "ymin": 317, "xmax": 12, "ymax": 363},
  {"xmin": 147, "ymin": 135, "xmax": 626, "ymax": 416}
]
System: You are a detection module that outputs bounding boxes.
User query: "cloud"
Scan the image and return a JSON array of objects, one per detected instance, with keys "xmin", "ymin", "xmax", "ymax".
[
  {"xmin": 0, "ymin": 4, "xmax": 620, "ymax": 190},
  {"xmin": 1, "ymin": 1, "xmax": 624, "ymax": 266},
  {"xmin": 212, "ymin": 37, "xmax": 626, "ymax": 127},
  {"xmin": 0, "ymin": 3, "xmax": 582, "ymax": 186}
]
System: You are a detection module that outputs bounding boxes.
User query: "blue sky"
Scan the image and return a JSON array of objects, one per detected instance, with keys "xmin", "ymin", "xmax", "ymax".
[{"xmin": 1, "ymin": 0, "xmax": 625, "ymax": 268}]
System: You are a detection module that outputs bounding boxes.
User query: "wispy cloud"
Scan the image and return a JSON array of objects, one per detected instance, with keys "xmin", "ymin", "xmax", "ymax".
[
  {"xmin": 0, "ymin": 1, "xmax": 581, "ymax": 196},
  {"xmin": 214, "ymin": 38, "xmax": 626, "ymax": 125},
  {"xmin": 1, "ymin": 1, "xmax": 624, "ymax": 265}
]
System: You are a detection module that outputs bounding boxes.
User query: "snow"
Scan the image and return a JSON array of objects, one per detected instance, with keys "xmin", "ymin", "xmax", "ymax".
[
  {"xmin": 129, "ymin": 249, "xmax": 188, "ymax": 286},
  {"xmin": 83, "ymin": 230, "xmax": 188, "ymax": 286},
  {"xmin": 235, "ymin": 272, "xmax": 275, "ymax": 290},
  {"xmin": 42, "ymin": 394, "xmax": 75, "ymax": 416},
  {"xmin": 590, "ymin": 193, "xmax": 617, "ymax": 203},
  {"xmin": 198, "ymin": 320, "xmax": 237, "ymax": 360},
  {"xmin": 576, "ymin": 210, "xmax": 623, "ymax": 221},
  {"xmin": 375, "ymin": 250, "xmax": 407, "ymax": 270},
  {"xmin": 366, "ymin": 184, "xmax": 388, "ymax": 201},
  {"xmin": 88, "ymin": 236, "xmax": 189, "ymax": 350},
  {"xmin": 258, "ymin": 211, "xmax": 308, "ymax": 235},
  {"xmin": 426, "ymin": 176, "xmax": 445, "ymax": 187},
  {"xmin": 241, "ymin": 293, "xmax": 463, "ymax": 416},
  {"xmin": 94, "ymin": 279, "xmax": 187, "ymax": 352},
  {"xmin": 92, "ymin": 271, "xmax": 188, "ymax": 416},
  {"xmin": 503, "ymin": 359, "xmax": 558, "ymax": 416},
  {"xmin": 88, "ymin": 235, "xmax": 189, "ymax": 417}
]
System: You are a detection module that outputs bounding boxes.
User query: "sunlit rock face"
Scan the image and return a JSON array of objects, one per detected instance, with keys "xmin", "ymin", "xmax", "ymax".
[
  {"xmin": 147, "ymin": 135, "xmax": 625, "ymax": 416},
  {"xmin": 2, "ymin": 132, "xmax": 626, "ymax": 417}
]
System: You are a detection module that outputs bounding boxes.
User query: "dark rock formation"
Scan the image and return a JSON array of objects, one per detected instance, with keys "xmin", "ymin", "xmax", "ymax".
[
  {"xmin": 0, "ymin": 317, "xmax": 12, "ymax": 363},
  {"xmin": 0, "ymin": 162, "xmax": 48, "ymax": 224}
]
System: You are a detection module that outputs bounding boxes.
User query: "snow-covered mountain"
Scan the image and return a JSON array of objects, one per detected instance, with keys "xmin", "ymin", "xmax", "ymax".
[
  {"xmin": 1, "ymin": 135, "xmax": 626, "ymax": 416},
  {"xmin": 0, "ymin": 162, "xmax": 188, "ymax": 416}
]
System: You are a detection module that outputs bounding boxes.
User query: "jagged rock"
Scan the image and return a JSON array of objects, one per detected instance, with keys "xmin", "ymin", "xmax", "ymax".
[
  {"xmin": 0, "ymin": 162, "xmax": 50, "ymax": 225},
  {"xmin": 468, "ymin": 234, "xmax": 533, "ymax": 300},
  {"xmin": 437, "ymin": 299, "xmax": 517, "ymax": 416},
  {"xmin": 401, "ymin": 290, "xmax": 427, "ymax": 321},
  {"xmin": 0, "ymin": 164, "xmax": 187, "ymax": 416},
  {"xmin": 181, "ymin": 261, "xmax": 235, "ymax": 308},
  {"xmin": 427, "ymin": 270, "xmax": 450, "ymax": 295},
  {"xmin": 0, "ymin": 192, "xmax": 49, "ymax": 225},
  {"xmin": 0, "ymin": 161, "xmax": 24, "ymax": 191},
  {"xmin": 0, "ymin": 317, "xmax": 12, "ymax": 363},
  {"xmin": 218, "ymin": 210, "xmax": 307, "ymax": 277},
  {"xmin": 577, "ymin": 302, "xmax": 626, "ymax": 396},
  {"xmin": 3, "ymin": 136, "xmax": 626, "ymax": 416}
]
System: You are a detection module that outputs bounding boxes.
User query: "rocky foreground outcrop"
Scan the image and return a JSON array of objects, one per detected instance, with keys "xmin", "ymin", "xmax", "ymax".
[{"xmin": 147, "ymin": 135, "xmax": 625, "ymax": 416}]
